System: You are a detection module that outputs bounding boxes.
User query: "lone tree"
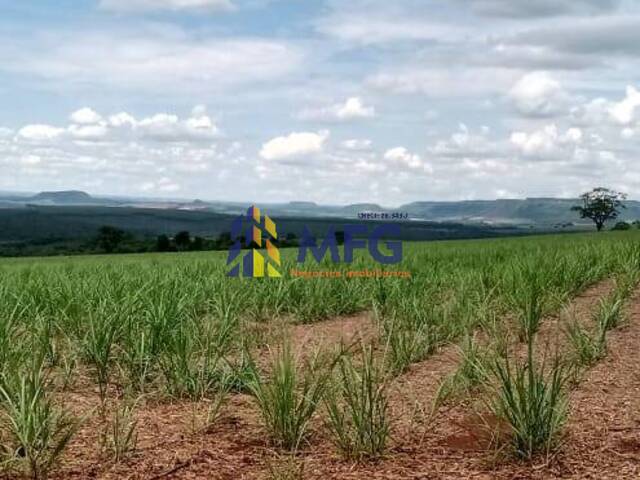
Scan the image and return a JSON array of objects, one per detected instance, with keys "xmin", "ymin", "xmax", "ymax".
[{"xmin": 572, "ymin": 187, "xmax": 627, "ymax": 231}]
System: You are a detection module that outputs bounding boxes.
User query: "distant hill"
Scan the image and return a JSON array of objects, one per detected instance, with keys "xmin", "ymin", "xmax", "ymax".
[
  {"xmin": 339, "ymin": 203, "xmax": 385, "ymax": 215},
  {"xmin": 0, "ymin": 205, "xmax": 525, "ymax": 244},
  {"xmin": 29, "ymin": 190, "xmax": 94, "ymax": 204},
  {"xmin": 0, "ymin": 190, "xmax": 638, "ymax": 228},
  {"xmin": 398, "ymin": 198, "xmax": 640, "ymax": 225}
]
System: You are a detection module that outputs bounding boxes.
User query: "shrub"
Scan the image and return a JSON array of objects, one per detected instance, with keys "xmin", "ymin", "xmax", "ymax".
[{"xmin": 611, "ymin": 221, "xmax": 631, "ymax": 231}]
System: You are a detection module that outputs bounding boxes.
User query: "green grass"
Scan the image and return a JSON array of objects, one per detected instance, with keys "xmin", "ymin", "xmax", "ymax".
[
  {"xmin": 324, "ymin": 343, "xmax": 390, "ymax": 459},
  {"xmin": 564, "ymin": 318, "xmax": 607, "ymax": 367},
  {"xmin": 0, "ymin": 231, "xmax": 637, "ymax": 471},
  {"xmin": 244, "ymin": 339, "xmax": 332, "ymax": 451},
  {"xmin": 487, "ymin": 340, "xmax": 569, "ymax": 460},
  {"xmin": 0, "ymin": 358, "xmax": 80, "ymax": 479}
]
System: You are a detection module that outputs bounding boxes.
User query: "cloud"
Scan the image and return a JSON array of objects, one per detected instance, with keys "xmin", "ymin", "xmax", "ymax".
[
  {"xmin": 70, "ymin": 107, "xmax": 103, "ymax": 125},
  {"xmin": 68, "ymin": 124, "xmax": 110, "ymax": 141},
  {"xmin": 570, "ymin": 98, "xmax": 611, "ymax": 126},
  {"xmin": 508, "ymin": 72, "xmax": 567, "ymax": 117},
  {"xmin": 20, "ymin": 155, "xmax": 42, "ymax": 166},
  {"xmin": 99, "ymin": 0, "xmax": 234, "ymax": 13},
  {"xmin": 316, "ymin": 14, "xmax": 464, "ymax": 45},
  {"xmin": 260, "ymin": 130, "xmax": 329, "ymax": 161},
  {"xmin": 510, "ymin": 124, "xmax": 583, "ymax": 159},
  {"xmin": 315, "ymin": 1, "xmax": 467, "ymax": 44},
  {"xmin": 609, "ymin": 86, "xmax": 640, "ymax": 125},
  {"xmin": 108, "ymin": 112, "xmax": 137, "ymax": 128},
  {"xmin": 461, "ymin": 0, "xmax": 619, "ymax": 18},
  {"xmin": 139, "ymin": 177, "xmax": 181, "ymax": 193},
  {"xmin": 299, "ymin": 97, "xmax": 375, "ymax": 121},
  {"xmin": 431, "ymin": 124, "xmax": 502, "ymax": 159},
  {"xmin": 368, "ymin": 67, "xmax": 519, "ymax": 97},
  {"xmin": 17, "ymin": 106, "xmax": 220, "ymax": 145},
  {"xmin": 569, "ymin": 85, "xmax": 640, "ymax": 127},
  {"xmin": 3, "ymin": 107, "xmax": 237, "ymax": 197},
  {"xmin": 509, "ymin": 16, "xmax": 640, "ymax": 57},
  {"xmin": 341, "ymin": 139, "xmax": 372, "ymax": 151},
  {"xmin": 383, "ymin": 147, "xmax": 432, "ymax": 172},
  {"xmin": 0, "ymin": 27, "xmax": 303, "ymax": 94},
  {"xmin": 18, "ymin": 124, "xmax": 65, "ymax": 142},
  {"xmin": 487, "ymin": 43, "xmax": 600, "ymax": 71},
  {"xmin": 136, "ymin": 107, "xmax": 219, "ymax": 141}
]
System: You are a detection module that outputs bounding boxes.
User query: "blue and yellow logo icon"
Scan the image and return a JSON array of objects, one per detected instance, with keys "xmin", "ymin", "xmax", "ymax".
[{"xmin": 227, "ymin": 205, "xmax": 281, "ymax": 277}]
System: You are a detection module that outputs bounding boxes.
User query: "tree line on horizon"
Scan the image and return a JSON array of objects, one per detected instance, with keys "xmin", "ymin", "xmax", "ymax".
[
  {"xmin": 94, "ymin": 227, "xmax": 305, "ymax": 255},
  {"xmin": 82, "ymin": 189, "xmax": 640, "ymax": 255},
  {"xmin": 0, "ymin": 187, "xmax": 637, "ymax": 257}
]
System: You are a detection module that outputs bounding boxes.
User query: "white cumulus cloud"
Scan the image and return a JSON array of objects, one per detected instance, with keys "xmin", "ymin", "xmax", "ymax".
[
  {"xmin": 510, "ymin": 124, "xmax": 583, "ymax": 158},
  {"xmin": 18, "ymin": 124, "xmax": 65, "ymax": 142},
  {"xmin": 384, "ymin": 146, "xmax": 432, "ymax": 172},
  {"xmin": 70, "ymin": 107, "xmax": 103, "ymax": 125},
  {"xmin": 299, "ymin": 97, "xmax": 375, "ymax": 121},
  {"xmin": 108, "ymin": 112, "xmax": 137, "ymax": 128},
  {"xmin": 125, "ymin": 107, "xmax": 219, "ymax": 141},
  {"xmin": 260, "ymin": 130, "xmax": 329, "ymax": 160},
  {"xmin": 609, "ymin": 86, "xmax": 640, "ymax": 125},
  {"xmin": 509, "ymin": 71, "xmax": 566, "ymax": 116},
  {"xmin": 68, "ymin": 124, "xmax": 110, "ymax": 141},
  {"xmin": 341, "ymin": 139, "xmax": 372, "ymax": 150}
]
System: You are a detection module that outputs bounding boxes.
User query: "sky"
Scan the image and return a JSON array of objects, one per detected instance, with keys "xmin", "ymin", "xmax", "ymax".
[{"xmin": 1, "ymin": 0, "xmax": 640, "ymax": 206}]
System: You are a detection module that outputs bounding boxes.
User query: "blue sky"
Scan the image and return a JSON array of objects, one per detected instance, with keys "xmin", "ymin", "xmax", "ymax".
[{"xmin": 1, "ymin": 0, "xmax": 640, "ymax": 205}]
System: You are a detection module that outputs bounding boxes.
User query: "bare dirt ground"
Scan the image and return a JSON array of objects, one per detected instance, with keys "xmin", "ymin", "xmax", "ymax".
[
  {"xmin": 45, "ymin": 280, "xmax": 640, "ymax": 480},
  {"xmin": 289, "ymin": 311, "xmax": 378, "ymax": 353}
]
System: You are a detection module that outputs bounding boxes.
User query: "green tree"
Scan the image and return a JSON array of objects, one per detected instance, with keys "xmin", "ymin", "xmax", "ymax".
[
  {"xmin": 571, "ymin": 188, "xmax": 626, "ymax": 232},
  {"xmin": 214, "ymin": 232, "xmax": 233, "ymax": 250},
  {"xmin": 156, "ymin": 234, "xmax": 171, "ymax": 252},
  {"xmin": 191, "ymin": 236, "xmax": 204, "ymax": 251},
  {"xmin": 612, "ymin": 221, "xmax": 631, "ymax": 231},
  {"xmin": 96, "ymin": 226, "xmax": 126, "ymax": 253},
  {"xmin": 174, "ymin": 231, "xmax": 191, "ymax": 251}
]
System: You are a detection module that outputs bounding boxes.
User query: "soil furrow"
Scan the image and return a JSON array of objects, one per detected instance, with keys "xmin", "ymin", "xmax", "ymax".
[{"xmin": 49, "ymin": 278, "xmax": 624, "ymax": 480}]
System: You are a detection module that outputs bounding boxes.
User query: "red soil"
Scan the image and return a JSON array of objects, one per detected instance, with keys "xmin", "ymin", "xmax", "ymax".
[{"xmin": 24, "ymin": 281, "xmax": 640, "ymax": 480}]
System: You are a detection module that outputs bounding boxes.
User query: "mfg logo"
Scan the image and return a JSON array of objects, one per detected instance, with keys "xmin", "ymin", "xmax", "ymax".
[
  {"xmin": 298, "ymin": 224, "xmax": 402, "ymax": 265},
  {"xmin": 227, "ymin": 206, "xmax": 403, "ymax": 278}
]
